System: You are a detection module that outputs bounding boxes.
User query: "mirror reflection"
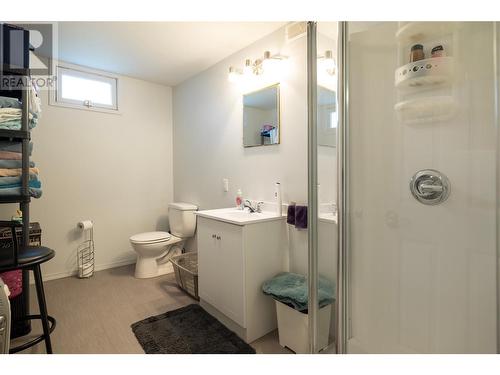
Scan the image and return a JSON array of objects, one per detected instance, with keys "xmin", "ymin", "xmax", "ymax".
[
  {"xmin": 318, "ymin": 86, "xmax": 337, "ymax": 147},
  {"xmin": 243, "ymin": 84, "xmax": 280, "ymax": 147}
]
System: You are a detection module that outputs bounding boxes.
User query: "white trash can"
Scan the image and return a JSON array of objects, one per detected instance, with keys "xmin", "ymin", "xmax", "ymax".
[{"xmin": 275, "ymin": 300, "xmax": 332, "ymax": 353}]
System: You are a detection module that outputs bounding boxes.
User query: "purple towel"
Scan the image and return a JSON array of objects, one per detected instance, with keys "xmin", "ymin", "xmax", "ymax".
[
  {"xmin": 287, "ymin": 204, "xmax": 296, "ymax": 225},
  {"xmin": 295, "ymin": 205, "xmax": 308, "ymax": 229}
]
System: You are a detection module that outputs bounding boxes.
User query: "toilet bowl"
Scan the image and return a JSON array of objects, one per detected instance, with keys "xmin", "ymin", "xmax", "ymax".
[{"xmin": 130, "ymin": 202, "xmax": 198, "ymax": 278}]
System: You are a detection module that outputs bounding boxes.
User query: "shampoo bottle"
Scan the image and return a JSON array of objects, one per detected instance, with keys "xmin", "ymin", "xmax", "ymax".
[
  {"xmin": 236, "ymin": 189, "xmax": 243, "ymax": 210},
  {"xmin": 275, "ymin": 182, "xmax": 282, "ymax": 216}
]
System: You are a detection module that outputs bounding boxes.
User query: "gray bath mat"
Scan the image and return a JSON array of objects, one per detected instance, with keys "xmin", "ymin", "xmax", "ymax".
[{"xmin": 131, "ymin": 304, "xmax": 255, "ymax": 354}]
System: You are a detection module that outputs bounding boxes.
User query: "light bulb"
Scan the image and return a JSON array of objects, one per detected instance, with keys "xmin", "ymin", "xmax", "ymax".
[
  {"xmin": 320, "ymin": 50, "xmax": 336, "ymax": 75},
  {"xmin": 228, "ymin": 66, "xmax": 241, "ymax": 83},
  {"xmin": 243, "ymin": 59, "xmax": 253, "ymax": 76},
  {"xmin": 262, "ymin": 57, "xmax": 280, "ymax": 74}
]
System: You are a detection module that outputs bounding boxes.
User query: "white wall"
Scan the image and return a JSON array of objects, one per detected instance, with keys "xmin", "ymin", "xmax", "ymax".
[
  {"xmin": 173, "ymin": 27, "xmax": 309, "ymax": 270},
  {"xmin": 0, "ymin": 64, "xmax": 174, "ymax": 280}
]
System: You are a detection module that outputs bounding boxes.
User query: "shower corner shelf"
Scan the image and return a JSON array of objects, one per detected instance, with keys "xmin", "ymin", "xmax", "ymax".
[
  {"xmin": 396, "ymin": 22, "xmax": 459, "ymax": 44},
  {"xmin": 395, "ymin": 57, "xmax": 454, "ymax": 90},
  {"xmin": 394, "ymin": 96, "xmax": 456, "ymax": 125}
]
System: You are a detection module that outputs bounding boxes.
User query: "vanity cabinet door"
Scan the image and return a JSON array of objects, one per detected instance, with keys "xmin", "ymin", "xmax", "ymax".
[
  {"xmin": 197, "ymin": 218, "xmax": 245, "ymax": 327},
  {"xmin": 198, "ymin": 218, "xmax": 220, "ymax": 308},
  {"xmin": 216, "ymin": 221, "xmax": 245, "ymax": 327}
]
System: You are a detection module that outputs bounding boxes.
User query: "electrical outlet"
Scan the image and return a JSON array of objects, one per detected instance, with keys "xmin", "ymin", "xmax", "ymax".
[{"xmin": 223, "ymin": 178, "xmax": 229, "ymax": 192}]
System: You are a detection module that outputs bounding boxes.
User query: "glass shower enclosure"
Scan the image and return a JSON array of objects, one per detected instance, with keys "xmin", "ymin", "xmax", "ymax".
[{"xmin": 308, "ymin": 21, "xmax": 499, "ymax": 354}]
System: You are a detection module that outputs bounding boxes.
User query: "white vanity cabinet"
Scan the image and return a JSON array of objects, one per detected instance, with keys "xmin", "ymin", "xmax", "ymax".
[
  {"xmin": 197, "ymin": 217, "xmax": 246, "ymax": 326},
  {"xmin": 196, "ymin": 212, "xmax": 286, "ymax": 343}
]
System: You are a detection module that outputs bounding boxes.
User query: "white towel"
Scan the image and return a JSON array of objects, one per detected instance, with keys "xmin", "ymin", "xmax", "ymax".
[{"xmin": 0, "ymin": 108, "xmax": 35, "ymax": 123}]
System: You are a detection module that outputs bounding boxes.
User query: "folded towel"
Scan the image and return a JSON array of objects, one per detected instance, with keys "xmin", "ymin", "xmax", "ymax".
[
  {"xmin": 0, "ymin": 96, "xmax": 21, "ymax": 109},
  {"xmin": 295, "ymin": 205, "xmax": 308, "ymax": 229},
  {"xmin": 0, "ymin": 119, "xmax": 38, "ymax": 130},
  {"xmin": 0, "ymin": 141, "xmax": 32, "ymax": 154},
  {"xmin": 0, "ymin": 174, "xmax": 38, "ymax": 186},
  {"xmin": 0, "ymin": 94, "xmax": 41, "ymax": 120},
  {"xmin": 0, "ymin": 186, "xmax": 42, "ymax": 198},
  {"xmin": 287, "ymin": 204, "xmax": 296, "ymax": 225},
  {"xmin": 0, "ymin": 160, "xmax": 35, "ymax": 169},
  {"xmin": 0, "ymin": 167, "xmax": 39, "ymax": 177},
  {"xmin": 0, "ymin": 150, "xmax": 22, "ymax": 160},
  {"xmin": 0, "ymin": 179, "xmax": 41, "ymax": 189},
  {"xmin": 0, "ymin": 108, "xmax": 38, "ymax": 129}
]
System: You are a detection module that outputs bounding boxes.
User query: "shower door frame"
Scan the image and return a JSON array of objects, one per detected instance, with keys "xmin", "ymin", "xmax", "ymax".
[
  {"xmin": 335, "ymin": 20, "xmax": 349, "ymax": 355},
  {"xmin": 307, "ymin": 21, "xmax": 350, "ymax": 354}
]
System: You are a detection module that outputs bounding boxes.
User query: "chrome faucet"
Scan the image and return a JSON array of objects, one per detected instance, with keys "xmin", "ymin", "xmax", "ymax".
[{"xmin": 244, "ymin": 200, "xmax": 264, "ymax": 213}]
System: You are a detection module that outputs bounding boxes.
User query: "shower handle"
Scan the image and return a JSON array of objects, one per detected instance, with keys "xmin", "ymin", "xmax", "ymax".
[
  {"xmin": 418, "ymin": 181, "xmax": 444, "ymax": 195},
  {"xmin": 410, "ymin": 169, "xmax": 450, "ymax": 205}
]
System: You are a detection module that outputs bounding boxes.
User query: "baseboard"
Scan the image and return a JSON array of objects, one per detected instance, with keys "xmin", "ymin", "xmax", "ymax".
[{"xmin": 38, "ymin": 257, "xmax": 137, "ymax": 282}]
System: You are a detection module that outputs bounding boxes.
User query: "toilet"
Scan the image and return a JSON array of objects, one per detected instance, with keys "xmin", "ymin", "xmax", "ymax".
[{"xmin": 130, "ymin": 202, "xmax": 198, "ymax": 278}]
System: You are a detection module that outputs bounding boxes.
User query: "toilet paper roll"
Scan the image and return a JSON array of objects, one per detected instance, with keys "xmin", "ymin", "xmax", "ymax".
[{"xmin": 77, "ymin": 220, "xmax": 93, "ymax": 230}]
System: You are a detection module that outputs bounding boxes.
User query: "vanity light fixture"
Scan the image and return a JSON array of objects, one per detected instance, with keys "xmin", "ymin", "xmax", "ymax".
[
  {"xmin": 228, "ymin": 50, "xmax": 288, "ymax": 82},
  {"xmin": 318, "ymin": 50, "xmax": 336, "ymax": 75}
]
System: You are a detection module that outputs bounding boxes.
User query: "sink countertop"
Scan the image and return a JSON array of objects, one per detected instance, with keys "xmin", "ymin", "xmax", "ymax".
[
  {"xmin": 196, "ymin": 207, "xmax": 337, "ymax": 226},
  {"xmin": 195, "ymin": 207, "xmax": 286, "ymax": 226}
]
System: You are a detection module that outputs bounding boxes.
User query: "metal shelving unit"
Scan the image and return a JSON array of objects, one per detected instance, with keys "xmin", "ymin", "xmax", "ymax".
[{"xmin": 0, "ymin": 24, "xmax": 33, "ymax": 338}]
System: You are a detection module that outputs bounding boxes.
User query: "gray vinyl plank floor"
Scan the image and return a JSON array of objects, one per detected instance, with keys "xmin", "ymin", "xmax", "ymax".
[{"xmin": 11, "ymin": 264, "xmax": 291, "ymax": 354}]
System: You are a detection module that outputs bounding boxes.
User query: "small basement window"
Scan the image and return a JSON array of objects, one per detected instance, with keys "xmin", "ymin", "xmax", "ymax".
[{"xmin": 55, "ymin": 66, "xmax": 118, "ymax": 111}]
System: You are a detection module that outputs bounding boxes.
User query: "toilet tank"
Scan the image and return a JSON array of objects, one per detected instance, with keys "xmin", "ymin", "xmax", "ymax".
[{"xmin": 168, "ymin": 202, "xmax": 198, "ymax": 238}]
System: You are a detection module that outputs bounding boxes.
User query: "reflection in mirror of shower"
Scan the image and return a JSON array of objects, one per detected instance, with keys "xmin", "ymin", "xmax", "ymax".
[{"xmin": 317, "ymin": 86, "xmax": 337, "ymax": 148}]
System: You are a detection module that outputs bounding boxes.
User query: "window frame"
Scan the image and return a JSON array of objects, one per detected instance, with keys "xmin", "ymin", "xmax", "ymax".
[{"xmin": 49, "ymin": 62, "xmax": 120, "ymax": 114}]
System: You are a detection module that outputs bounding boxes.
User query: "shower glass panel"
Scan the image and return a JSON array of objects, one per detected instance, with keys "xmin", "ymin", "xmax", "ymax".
[
  {"xmin": 343, "ymin": 21, "xmax": 499, "ymax": 353},
  {"xmin": 315, "ymin": 21, "xmax": 339, "ymax": 353}
]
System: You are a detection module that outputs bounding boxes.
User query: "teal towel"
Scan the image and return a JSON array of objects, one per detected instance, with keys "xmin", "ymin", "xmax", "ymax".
[
  {"xmin": 0, "ymin": 186, "xmax": 42, "ymax": 199},
  {"xmin": 0, "ymin": 117, "xmax": 37, "ymax": 130},
  {"xmin": 0, "ymin": 175, "xmax": 38, "ymax": 186},
  {"xmin": 0, "ymin": 141, "xmax": 33, "ymax": 154},
  {"xmin": 0, "ymin": 160, "xmax": 35, "ymax": 168},
  {"xmin": 0, "ymin": 96, "xmax": 21, "ymax": 109},
  {"xmin": 0, "ymin": 179, "xmax": 41, "ymax": 189},
  {"xmin": 262, "ymin": 272, "xmax": 335, "ymax": 312}
]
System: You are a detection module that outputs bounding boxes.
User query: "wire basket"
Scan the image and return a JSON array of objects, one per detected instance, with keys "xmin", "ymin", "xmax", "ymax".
[
  {"xmin": 77, "ymin": 227, "xmax": 95, "ymax": 278},
  {"xmin": 170, "ymin": 252, "xmax": 199, "ymax": 300}
]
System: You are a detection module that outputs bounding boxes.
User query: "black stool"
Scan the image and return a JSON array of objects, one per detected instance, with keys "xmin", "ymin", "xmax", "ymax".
[{"xmin": 0, "ymin": 221, "xmax": 56, "ymax": 354}]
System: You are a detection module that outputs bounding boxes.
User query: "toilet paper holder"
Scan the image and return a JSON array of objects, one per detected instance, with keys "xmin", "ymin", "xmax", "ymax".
[{"xmin": 77, "ymin": 220, "xmax": 95, "ymax": 278}]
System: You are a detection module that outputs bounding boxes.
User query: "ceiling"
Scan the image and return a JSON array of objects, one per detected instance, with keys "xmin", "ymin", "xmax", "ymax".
[{"xmin": 57, "ymin": 22, "xmax": 286, "ymax": 86}]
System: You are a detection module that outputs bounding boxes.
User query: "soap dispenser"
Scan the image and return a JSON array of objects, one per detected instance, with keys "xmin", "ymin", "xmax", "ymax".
[{"xmin": 236, "ymin": 189, "xmax": 243, "ymax": 210}]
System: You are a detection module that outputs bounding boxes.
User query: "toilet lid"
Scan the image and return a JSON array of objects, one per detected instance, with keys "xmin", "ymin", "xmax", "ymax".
[{"xmin": 130, "ymin": 231, "xmax": 171, "ymax": 244}]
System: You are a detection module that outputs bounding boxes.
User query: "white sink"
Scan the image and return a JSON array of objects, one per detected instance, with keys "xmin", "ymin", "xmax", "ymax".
[
  {"xmin": 195, "ymin": 207, "xmax": 285, "ymax": 226},
  {"xmin": 318, "ymin": 211, "xmax": 338, "ymax": 224}
]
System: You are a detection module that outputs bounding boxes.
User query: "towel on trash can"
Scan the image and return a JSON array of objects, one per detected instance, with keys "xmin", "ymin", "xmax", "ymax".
[{"xmin": 262, "ymin": 272, "xmax": 335, "ymax": 312}]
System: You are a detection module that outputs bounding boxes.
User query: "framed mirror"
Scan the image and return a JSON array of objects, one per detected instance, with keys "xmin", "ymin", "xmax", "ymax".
[
  {"xmin": 243, "ymin": 84, "xmax": 280, "ymax": 147},
  {"xmin": 317, "ymin": 86, "xmax": 337, "ymax": 147}
]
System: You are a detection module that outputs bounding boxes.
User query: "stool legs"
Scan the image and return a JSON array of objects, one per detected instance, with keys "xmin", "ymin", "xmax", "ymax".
[{"xmin": 33, "ymin": 265, "xmax": 53, "ymax": 354}]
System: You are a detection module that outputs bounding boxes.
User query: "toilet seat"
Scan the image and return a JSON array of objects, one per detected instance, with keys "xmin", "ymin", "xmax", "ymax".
[{"xmin": 130, "ymin": 231, "xmax": 171, "ymax": 244}]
